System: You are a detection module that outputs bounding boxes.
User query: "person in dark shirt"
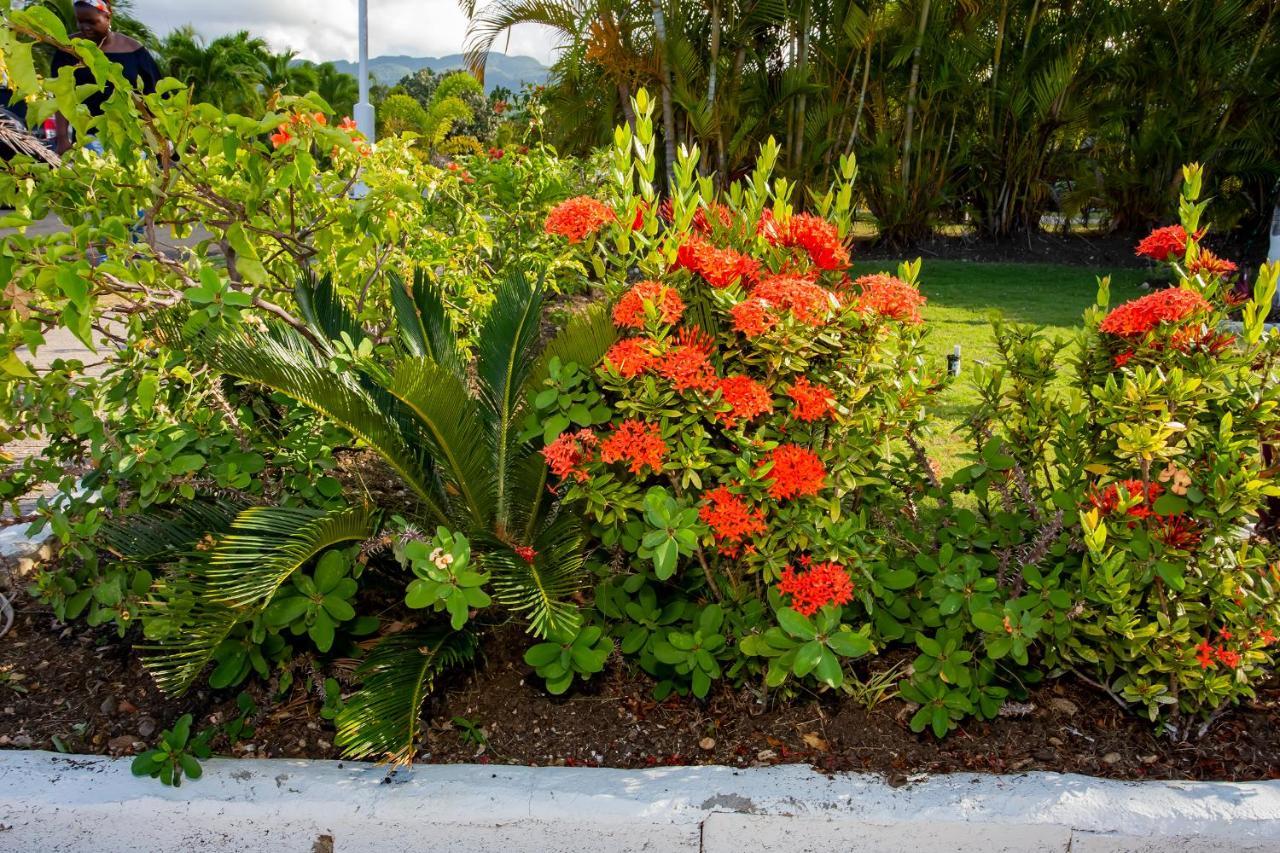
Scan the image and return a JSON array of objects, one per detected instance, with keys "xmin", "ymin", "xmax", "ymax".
[{"xmin": 50, "ymin": 0, "xmax": 161, "ymax": 154}]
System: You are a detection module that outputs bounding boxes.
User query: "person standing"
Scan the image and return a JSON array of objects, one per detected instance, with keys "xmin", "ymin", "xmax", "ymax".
[{"xmin": 51, "ymin": 0, "xmax": 161, "ymax": 155}]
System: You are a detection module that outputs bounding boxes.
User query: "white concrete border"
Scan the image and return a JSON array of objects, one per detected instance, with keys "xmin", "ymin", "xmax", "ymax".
[{"xmin": 0, "ymin": 751, "xmax": 1277, "ymax": 852}]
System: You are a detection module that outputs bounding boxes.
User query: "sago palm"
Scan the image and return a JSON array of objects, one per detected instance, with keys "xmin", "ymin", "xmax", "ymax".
[{"xmin": 139, "ymin": 270, "xmax": 615, "ymax": 763}]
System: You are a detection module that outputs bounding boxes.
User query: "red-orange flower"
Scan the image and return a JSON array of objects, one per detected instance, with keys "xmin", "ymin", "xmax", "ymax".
[
  {"xmin": 612, "ymin": 280, "xmax": 686, "ymax": 329},
  {"xmin": 1113, "ymin": 351, "xmax": 1135, "ymax": 368},
  {"xmin": 764, "ymin": 445, "xmax": 827, "ymax": 500},
  {"xmin": 657, "ymin": 343, "xmax": 717, "ymax": 392},
  {"xmin": 787, "ymin": 377, "xmax": 835, "ymax": 422},
  {"xmin": 776, "ymin": 561, "xmax": 854, "ymax": 616},
  {"xmin": 1089, "ymin": 479, "xmax": 1163, "ymax": 519},
  {"xmin": 600, "ymin": 419, "xmax": 668, "ymax": 475},
  {"xmin": 729, "ymin": 298, "xmax": 777, "ymax": 337},
  {"xmin": 514, "ymin": 545, "xmax": 537, "ymax": 563},
  {"xmin": 544, "ymin": 196, "xmax": 617, "ymax": 243},
  {"xmin": 753, "ymin": 276, "xmax": 836, "ymax": 326},
  {"xmin": 675, "ymin": 236, "xmax": 761, "ymax": 289},
  {"xmin": 1136, "ymin": 225, "xmax": 1189, "ymax": 261},
  {"xmin": 1187, "ymin": 250, "xmax": 1238, "ymax": 279},
  {"xmin": 542, "ymin": 430, "xmax": 598, "ymax": 482},
  {"xmin": 699, "ymin": 486, "xmax": 766, "ymax": 547},
  {"xmin": 715, "ymin": 375, "xmax": 772, "ymax": 427},
  {"xmin": 1098, "ymin": 288, "xmax": 1211, "ymax": 337},
  {"xmin": 1155, "ymin": 515, "xmax": 1202, "ymax": 550},
  {"xmin": 1214, "ymin": 646, "xmax": 1242, "ymax": 668},
  {"xmin": 270, "ymin": 126, "xmax": 293, "ymax": 148},
  {"xmin": 783, "ymin": 214, "xmax": 851, "ymax": 271},
  {"xmin": 1195, "ymin": 640, "xmax": 1215, "ymax": 669},
  {"xmin": 339, "ymin": 116, "xmax": 359, "ymax": 133},
  {"xmin": 854, "ymin": 274, "xmax": 927, "ymax": 325},
  {"xmin": 603, "ymin": 338, "xmax": 658, "ymax": 378}
]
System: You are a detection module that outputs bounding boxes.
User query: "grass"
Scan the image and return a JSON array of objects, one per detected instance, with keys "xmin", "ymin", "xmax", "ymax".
[{"xmin": 848, "ymin": 260, "xmax": 1149, "ymax": 469}]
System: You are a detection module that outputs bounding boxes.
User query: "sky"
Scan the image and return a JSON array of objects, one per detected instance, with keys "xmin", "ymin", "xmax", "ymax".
[{"xmin": 127, "ymin": 0, "xmax": 560, "ymax": 64}]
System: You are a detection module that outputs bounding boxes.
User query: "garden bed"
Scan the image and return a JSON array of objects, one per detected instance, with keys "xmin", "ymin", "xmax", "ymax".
[{"xmin": 1, "ymin": 598, "xmax": 1277, "ymax": 783}]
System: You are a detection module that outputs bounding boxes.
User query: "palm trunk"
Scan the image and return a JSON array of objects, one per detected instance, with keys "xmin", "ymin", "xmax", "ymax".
[
  {"xmin": 706, "ymin": 0, "xmax": 722, "ymax": 178},
  {"xmin": 792, "ymin": 0, "xmax": 811, "ymax": 173},
  {"xmin": 651, "ymin": 0, "xmax": 678, "ymax": 189},
  {"xmin": 900, "ymin": 0, "xmax": 932, "ymax": 192},
  {"xmin": 845, "ymin": 39, "xmax": 873, "ymax": 155},
  {"xmin": 619, "ymin": 81, "xmax": 638, "ymax": 132}
]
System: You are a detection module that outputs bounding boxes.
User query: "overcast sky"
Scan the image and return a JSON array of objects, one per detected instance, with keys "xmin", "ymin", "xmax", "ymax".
[{"xmin": 128, "ymin": 1, "xmax": 559, "ymax": 64}]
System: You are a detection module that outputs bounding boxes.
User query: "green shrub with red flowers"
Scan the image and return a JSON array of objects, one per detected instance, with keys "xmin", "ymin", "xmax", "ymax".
[{"xmin": 533, "ymin": 94, "xmax": 942, "ymax": 700}]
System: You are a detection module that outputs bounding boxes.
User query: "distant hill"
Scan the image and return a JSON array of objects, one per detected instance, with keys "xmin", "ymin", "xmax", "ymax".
[{"xmin": 325, "ymin": 53, "xmax": 549, "ymax": 94}]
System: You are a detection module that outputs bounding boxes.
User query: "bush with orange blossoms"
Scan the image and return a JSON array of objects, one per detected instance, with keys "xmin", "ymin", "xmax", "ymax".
[
  {"xmin": 764, "ymin": 445, "xmax": 828, "ymax": 500},
  {"xmin": 603, "ymin": 338, "xmax": 658, "ymax": 378},
  {"xmin": 699, "ymin": 486, "xmax": 767, "ymax": 548},
  {"xmin": 776, "ymin": 561, "xmax": 855, "ymax": 616},
  {"xmin": 599, "ymin": 419, "xmax": 668, "ymax": 475},
  {"xmin": 1135, "ymin": 225, "xmax": 1190, "ymax": 261},
  {"xmin": 854, "ymin": 274, "xmax": 927, "ymax": 325},
  {"xmin": 1098, "ymin": 287, "xmax": 1210, "ymax": 337},
  {"xmin": 675, "ymin": 236, "xmax": 761, "ymax": 289},
  {"xmin": 1187, "ymin": 250, "xmax": 1238, "ymax": 279},
  {"xmin": 544, "ymin": 196, "xmax": 617, "ymax": 243},
  {"xmin": 612, "ymin": 280, "xmax": 685, "ymax": 329},
  {"xmin": 750, "ymin": 276, "xmax": 837, "ymax": 326},
  {"xmin": 787, "ymin": 377, "xmax": 835, "ymax": 422},
  {"xmin": 714, "ymin": 375, "xmax": 772, "ymax": 427}
]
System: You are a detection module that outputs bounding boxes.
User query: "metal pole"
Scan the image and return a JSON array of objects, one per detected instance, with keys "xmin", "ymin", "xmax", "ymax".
[{"xmin": 354, "ymin": 0, "xmax": 376, "ymax": 143}]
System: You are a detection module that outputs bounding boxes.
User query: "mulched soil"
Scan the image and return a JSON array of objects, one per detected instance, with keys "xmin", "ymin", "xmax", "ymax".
[{"xmin": 0, "ymin": 590, "xmax": 1277, "ymax": 782}]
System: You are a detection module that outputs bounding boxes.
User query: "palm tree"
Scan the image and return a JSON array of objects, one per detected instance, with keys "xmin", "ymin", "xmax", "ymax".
[
  {"xmin": 310, "ymin": 61, "xmax": 360, "ymax": 119},
  {"xmin": 158, "ymin": 28, "xmax": 271, "ymax": 114},
  {"xmin": 139, "ymin": 270, "xmax": 616, "ymax": 764},
  {"xmin": 261, "ymin": 49, "xmax": 317, "ymax": 100}
]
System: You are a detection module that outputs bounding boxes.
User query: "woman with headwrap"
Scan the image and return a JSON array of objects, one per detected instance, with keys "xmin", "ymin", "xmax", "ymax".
[{"xmin": 50, "ymin": 0, "xmax": 161, "ymax": 155}]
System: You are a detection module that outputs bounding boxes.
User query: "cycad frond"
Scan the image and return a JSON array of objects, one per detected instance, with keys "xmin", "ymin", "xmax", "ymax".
[
  {"xmin": 140, "ymin": 505, "xmax": 381, "ymax": 696},
  {"xmin": 385, "ymin": 357, "xmax": 493, "ymax": 526},
  {"xmin": 205, "ymin": 324, "xmax": 450, "ymax": 526},
  {"xmin": 389, "ymin": 270, "xmax": 465, "ymax": 377},
  {"xmin": 203, "ymin": 505, "xmax": 379, "ymax": 607},
  {"xmin": 475, "ymin": 273, "xmax": 544, "ymax": 527},
  {"xmin": 524, "ymin": 302, "xmax": 617, "ymax": 398},
  {"xmin": 294, "ymin": 273, "xmax": 369, "ymax": 349},
  {"xmin": 99, "ymin": 500, "xmax": 245, "ymax": 564},
  {"xmin": 334, "ymin": 627, "xmax": 479, "ymax": 765},
  {"xmin": 485, "ymin": 513, "xmax": 587, "ymax": 638}
]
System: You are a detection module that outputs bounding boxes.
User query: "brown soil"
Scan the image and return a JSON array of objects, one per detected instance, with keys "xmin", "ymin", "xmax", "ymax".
[{"xmin": 0, "ymin": 593, "xmax": 1277, "ymax": 782}]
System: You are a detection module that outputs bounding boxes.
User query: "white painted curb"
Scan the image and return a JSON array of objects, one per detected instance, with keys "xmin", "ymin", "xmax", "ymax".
[{"xmin": 0, "ymin": 752, "xmax": 1277, "ymax": 851}]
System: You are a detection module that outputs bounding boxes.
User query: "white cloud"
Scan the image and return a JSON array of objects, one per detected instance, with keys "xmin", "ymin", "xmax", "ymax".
[{"xmin": 128, "ymin": 0, "xmax": 560, "ymax": 64}]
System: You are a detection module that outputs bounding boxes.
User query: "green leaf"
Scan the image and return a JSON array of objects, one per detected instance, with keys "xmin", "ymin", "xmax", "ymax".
[
  {"xmin": 813, "ymin": 650, "xmax": 844, "ymax": 688},
  {"xmin": 1152, "ymin": 494, "xmax": 1189, "ymax": 516},
  {"xmin": 652, "ymin": 538, "xmax": 679, "ymax": 580},
  {"xmin": 314, "ymin": 551, "xmax": 348, "ymax": 593},
  {"xmin": 880, "ymin": 568, "xmax": 917, "ymax": 590},
  {"xmin": 793, "ymin": 640, "xmax": 824, "ymax": 677},
  {"xmin": 335, "ymin": 628, "xmax": 477, "ymax": 765},
  {"xmin": 971, "ymin": 611, "xmax": 1004, "ymax": 633},
  {"xmin": 524, "ymin": 643, "xmax": 561, "ymax": 668},
  {"xmin": 777, "ymin": 608, "xmax": 816, "ymax": 640},
  {"xmin": 1155, "ymin": 562, "xmax": 1186, "ymax": 592},
  {"xmin": 826, "ymin": 630, "xmax": 871, "ymax": 659}
]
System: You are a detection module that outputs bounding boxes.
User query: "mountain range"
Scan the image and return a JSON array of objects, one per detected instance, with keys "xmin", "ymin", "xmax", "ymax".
[{"xmin": 325, "ymin": 53, "xmax": 550, "ymax": 94}]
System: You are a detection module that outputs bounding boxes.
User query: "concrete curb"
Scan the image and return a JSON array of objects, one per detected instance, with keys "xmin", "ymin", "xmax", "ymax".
[{"xmin": 0, "ymin": 752, "xmax": 1277, "ymax": 852}]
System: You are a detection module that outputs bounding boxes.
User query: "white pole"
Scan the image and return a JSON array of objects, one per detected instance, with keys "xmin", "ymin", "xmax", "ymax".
[{"xmin": 354, "ymin": 0, "xmax": 376, "ymax": 143}]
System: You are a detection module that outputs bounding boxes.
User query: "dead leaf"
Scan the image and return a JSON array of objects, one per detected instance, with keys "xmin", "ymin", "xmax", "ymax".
[{"xmin": 801, "ymin": 732, "xmax": 829, "ymax": 753}]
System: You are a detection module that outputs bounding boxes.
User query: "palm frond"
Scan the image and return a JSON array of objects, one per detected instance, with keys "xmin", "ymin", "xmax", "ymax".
[
  {"xmin": 384, "ymin": 357, "xmax": 493, "ymax": 527},
  {"xmin": 295, "ymin": 272, "xmax": 369, "ymax": 349},
  {"xmin": 203, "ymin": 505, "xmax": 379, "ymax": 607},
  {"xmin": 204, "ymin": 323, "xmax": 451, "ymax": 526},
  {"xmin": 334, "ymin": 627, "xmax": 478, "ymax": 765},
  {"xmin": 523, "ymin": 302, "xmax": 617, "ymax": 398},
  {"xmin": 484, "ymin": 513, "xmax": 587, "ymax": 638},
  {"xmin": 140, "ymin": 505, "xmax": 381, "ymax": 696},
  {"xmin": 389, "ymin": 270, "xmax": 465, "ymax": 378},
  {"xmin": 474, "ymin": 272, "xmax": 544, "ymax": 528},
  {"xmin": 99, "ymin": 500, "xmax": 246, "ymax": 564}
]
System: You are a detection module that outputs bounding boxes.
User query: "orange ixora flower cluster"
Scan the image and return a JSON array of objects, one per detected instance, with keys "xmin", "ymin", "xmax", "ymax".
[
  {"xmin": 542, "ymin": 430, "xmax": 598, "ymax": 483},
  {"xmin": 765, "ymin": 445, "xmax": 828, "ymax": 500},
  {"xmin": 1135, "ymin": 225, "xmax": 1190, "ymax": 262},
  {"xmin": 760, "ymin": 211, "xmax": 852, "ymax": 271},
  {"xmin": 853, "ymin": 274, "xmax": 927, "ymax": 326},
  {"xmin": 675, "ymin": 235, "xmax": 761, "ymax": 289},
  {"xmin": 1098, "ymin": 287, "xmax": 1211, "ymax": 338},
  {"xmin": 1187, "ymin": 249, "xmax": 1238, "ymax": 279},
  {"xmin": 699, "ymin": 486, "xmax": 767, "ymax": 554},
  {"xmin": 728, "ymin": 276, "xmax": 837, "ymax": 337},
  {"xmin": 600, "ymin": 419, "xmax": 669, "ymax": 475},
  {"xmin": 715, "ymin": 375, "xmax": 773, "ymax": 427},
  {"xmin": 787, "ymin": 377, "xmax": 835, "ymax": 422},
  {"xmin": 603, "ymin": 338, "xmax": 658, "ymax": 378},
  {"xmin": 657, "ymin": 341, "xmax": 717, "ymax": 392},
  {"xmin": 1088, "ymin": 478, "xmax": 1200, "ymax": 548},
  {"xmin": 1089, "ymin": 479, "xmax": 1164, "ymax": 519},
  {"xmin": 776, "ymin": 559, "xmax": 855, "ymax": 616},
  {"xmin": 544, "ymin": 196, "xmax": 617, "ymax": 243},
  {"xmin": 612, "ymin": 280, "xmax": 686, "ymax": 329}
]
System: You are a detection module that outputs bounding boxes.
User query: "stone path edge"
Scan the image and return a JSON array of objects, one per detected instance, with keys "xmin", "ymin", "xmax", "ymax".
[{"xmin": 0, "ymin": 751, "xmax": 1278, "ymax": 851}]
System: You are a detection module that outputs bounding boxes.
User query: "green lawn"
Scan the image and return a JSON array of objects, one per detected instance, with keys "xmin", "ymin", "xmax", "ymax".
[{"xmin": 848, "ymin": 260, "xmax": 1149, "ymax": 468}]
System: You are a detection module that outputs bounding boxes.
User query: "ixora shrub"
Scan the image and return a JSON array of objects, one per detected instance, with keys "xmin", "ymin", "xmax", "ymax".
[{"xmin": 534, "ymin": 95, "xmax": 940, "ymax": 700}]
